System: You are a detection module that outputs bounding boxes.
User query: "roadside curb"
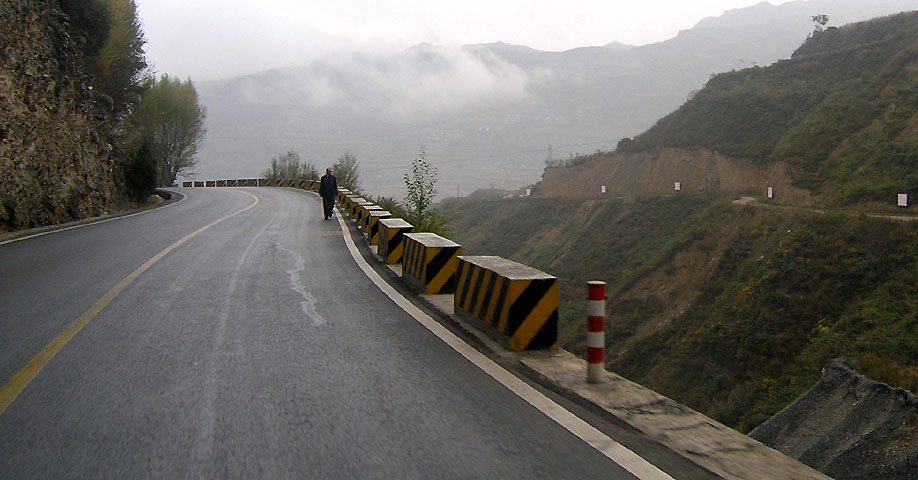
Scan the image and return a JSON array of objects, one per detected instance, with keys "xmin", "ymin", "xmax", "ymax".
[
  {"xmin": 337, "ymin": 199, "xmax": 832, "ymax": 480},
  {"xmin": 0, "ymin": 189, "xmax": 182, "ymax": 245}
]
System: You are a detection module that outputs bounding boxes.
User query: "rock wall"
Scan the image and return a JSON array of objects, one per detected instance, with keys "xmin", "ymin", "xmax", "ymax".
[
  {"xmin": 0, "ymin": 0, "xmax": 124, "ymax": 231},
  {"xmin": 750, "ymin": 358, "xmax": 918, "ymax": 480}
]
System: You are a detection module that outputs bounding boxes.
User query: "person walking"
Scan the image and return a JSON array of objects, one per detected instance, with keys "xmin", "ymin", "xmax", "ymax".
[{"xmin": 318, "ymin": 167, "xmax": 338, "ymax": 220}]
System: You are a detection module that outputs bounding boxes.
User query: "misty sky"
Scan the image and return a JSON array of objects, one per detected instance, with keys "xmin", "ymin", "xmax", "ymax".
[{"xmin": 135, "ymin": 0, "xmax": 797, "ymax": 81}]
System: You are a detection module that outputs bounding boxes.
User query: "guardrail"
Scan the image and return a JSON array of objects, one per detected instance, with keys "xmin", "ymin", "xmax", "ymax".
[
  {"xmin": 180, "ymin": 180, "xmax": 561, "ymax": 351},
  {"xmin": 181, "ymin": 179, "xmax": 318, "ymax": 191}
]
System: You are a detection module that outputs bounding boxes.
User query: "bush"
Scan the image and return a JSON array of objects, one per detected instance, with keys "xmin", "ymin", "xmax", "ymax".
[{"xmin": 124, "ymin": 142, "xmax": 156, "ymax": 201}]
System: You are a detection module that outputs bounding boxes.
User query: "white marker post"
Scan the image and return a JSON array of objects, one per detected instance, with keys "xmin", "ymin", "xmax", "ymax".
[
  {"xmin": 898, "ymin": 194, "xmax": 908, "ymax": 207},
  {"xmin": 674, "ymin": 182, "xmax": 681, "ymax": 192}
]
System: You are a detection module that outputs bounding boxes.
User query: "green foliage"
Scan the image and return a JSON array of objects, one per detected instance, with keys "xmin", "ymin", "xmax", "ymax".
[
  {"xmin": 618, "ymin": 12, "xmax": 918, "ymax": 206},
  {"xmin": 332, "ymin": 152, "xmax": 360, "ymax": 192},
  {"xmin": 123, "ymin": 141, "xmax": 156, "ymax": 201},
  {"xmin": 122, "ymin": 74, "xmax": 207, "ymax": 187},
  {"xmin": 87, "ymin": 0, "xmax": 149, "ymax": 116},
  {"xmin": 262, "ymin": 150, "xmax": 318, "ymax": 180},
  {"xmin": 445, "ymin": 193, "xmax": 918, "ymax": 433},
  {"xmin": 403, "ymin": 147, "xmax": 451, "ymax": 235},
  {"xmin": 614, "ymin": 213, "xmax": 918, "ymax": 432}
]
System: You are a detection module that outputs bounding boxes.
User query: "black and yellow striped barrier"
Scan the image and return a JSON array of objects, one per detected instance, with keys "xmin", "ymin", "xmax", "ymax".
[
  {"xmin": 344, "ymin": 195, "xmax": 366, "ymax": 217},
  {"xmin": 186, "ymin": 178, "xmax": 326, "ymax": 188},
  {"xmin": 454, "ymin": 256, "xmax": 558, "ymax": 351},
  {"xmin": 378, "ymin": 218, "xmax": 414, "ymax": 264},
  {"xmin": 342, "ymin": 194, "xmax": 360, "ymax": 212},
  {"xmin": 336, "ymin": 188, "xmax": 352, "ymax": 203},
  {"xmin": 350, "ymin": 199, "xmax": 371, "ymax": 219},
  {"xmin": 358, "ymin": 205, "xmax": 384, "ymax": 230},
  {"xmin": 365, "ymin": 210, "xmax": 392, "ymax": 245},
  {"xmin": 402, "ymin": 233, "xmax": 462, "ymax": 295}
]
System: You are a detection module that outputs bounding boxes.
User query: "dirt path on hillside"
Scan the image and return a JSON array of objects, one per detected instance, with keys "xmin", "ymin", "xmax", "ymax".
[{"xmin": 732, "ymin": 197, "xmax": 918, "ymax": 221}]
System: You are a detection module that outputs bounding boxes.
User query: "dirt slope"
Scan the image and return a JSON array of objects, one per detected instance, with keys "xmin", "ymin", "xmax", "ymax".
[{"xmin": 537, "ymin": 147, "xmax": 813, "ymax": 205}]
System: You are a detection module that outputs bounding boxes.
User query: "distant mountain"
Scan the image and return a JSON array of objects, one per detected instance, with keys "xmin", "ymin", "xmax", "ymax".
[
  {"xmin": 616, "ymin": 10, "xmax": 918, "ymax": 206},
  {"xmin": 192, "ymin": 0, "xmax": 917, "ymax": 198}
]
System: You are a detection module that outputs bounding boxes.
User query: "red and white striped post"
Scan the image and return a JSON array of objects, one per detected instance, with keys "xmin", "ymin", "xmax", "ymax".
[{"xmin": 586, "ymin": 281, "xmax": 606, "ymax": 383}]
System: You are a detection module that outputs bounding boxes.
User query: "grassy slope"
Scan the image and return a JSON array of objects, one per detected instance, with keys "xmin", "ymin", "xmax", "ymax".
[
  {"xmin": 618, "ymin": 12, "xmax": 918, "ymax": 207},
  {"xmin": 441, "ymin": 12, "xmax": 918, "ymax": 433},
  {"xmin": 442, "ymin": 195, "xmax": 918, "ymax": 433}
]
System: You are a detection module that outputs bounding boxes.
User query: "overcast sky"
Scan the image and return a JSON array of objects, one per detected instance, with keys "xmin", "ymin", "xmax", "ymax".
[{"xmin": 135, "ymin": 0, "xmax": 797, "ymax": 81}]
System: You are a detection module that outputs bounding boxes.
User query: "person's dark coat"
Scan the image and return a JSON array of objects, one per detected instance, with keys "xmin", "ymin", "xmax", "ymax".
[{"xmin": 319, "ymin": 173, "xmax": 337, "ymax": 198}]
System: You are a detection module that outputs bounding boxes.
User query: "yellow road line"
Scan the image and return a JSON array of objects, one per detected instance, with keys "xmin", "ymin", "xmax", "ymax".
[{"xmin": 0, "ymin": 191, "xmax": 259, "ymax": 417}]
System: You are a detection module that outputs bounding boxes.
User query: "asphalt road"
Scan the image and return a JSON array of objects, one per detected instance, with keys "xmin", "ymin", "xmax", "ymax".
[{"xmin": 0, "ymin": 187, "xmax": 671, "ymax": 478}]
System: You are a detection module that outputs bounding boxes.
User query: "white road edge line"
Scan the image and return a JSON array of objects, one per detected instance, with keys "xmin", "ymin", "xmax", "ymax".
[
  {"xmin": 0, "ymin": 190, "xmax": 186, "ymax": 246},
  {"xmin": 334, "ymin": 209, "xmax": 675, "ymax": 480}
]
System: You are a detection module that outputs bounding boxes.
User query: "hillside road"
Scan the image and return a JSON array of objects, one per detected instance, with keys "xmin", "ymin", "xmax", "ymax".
[{"xmin": 0, "ymin": 187, "xmax": 688, "ymax": 478}]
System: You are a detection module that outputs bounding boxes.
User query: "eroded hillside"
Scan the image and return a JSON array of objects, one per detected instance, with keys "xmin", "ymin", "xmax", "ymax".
[{"xmin": 537, "ymin": 147, "xmax": 814, "ymax": 206}]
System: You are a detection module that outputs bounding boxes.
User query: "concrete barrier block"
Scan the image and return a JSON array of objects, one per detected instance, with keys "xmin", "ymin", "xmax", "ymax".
[
  {"xmin": 455, "ymin": 255, "xmax": 558, "ymax": 351},
  {"xmin": 402, "ymin": 233, "xmax": 462, "ymax": 295},
  {"xmin": 193, "ymin": 181, "xmax": 205, "ymax": 187},
  {"xmin": 182, "ymin": 181, "xmax": 192, "ymax": 187},
  {"xmin": 358, "ymin": 205, "xmax": 384, "ymax": 230},
  {"xmin": 205, "ymin": 180, "xmax": 216, "ymax": 187},
  {"xmin": 350, "ymin": 199, "xmax": 372, "ymax": 219},
  {"xmin": 342, "ymin": 194, "xmax": 360, "ymax": 212},
  {"xmin": 365, "ymin": 211, "xmax": 392, "ymax": 244},
  {"xmin": 378, "ymin": 219, "xmax": 414, "ymax": 264}
]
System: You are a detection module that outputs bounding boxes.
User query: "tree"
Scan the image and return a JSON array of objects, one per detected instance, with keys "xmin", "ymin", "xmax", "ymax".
[
  {"xmin": 123, "ymin": 141, "xmax": 156, "ymax": 201},
  {"xmin": 123, "ymin": 75, "xmax": 207, "ymax": 187},
  {"xmin": 810, "ymin": 15, "xmax": 830, "ymax": 37},
  {"xmin": 332, "ymin": 152, "xmax": 360, "ymax": 191},
  {"xmin": 261, "ymin": 150, "xmax": 318, "ymax": 180},
  {"xmin": 404, "ymin": 146, "xmax": 450, "ymax": 234}
]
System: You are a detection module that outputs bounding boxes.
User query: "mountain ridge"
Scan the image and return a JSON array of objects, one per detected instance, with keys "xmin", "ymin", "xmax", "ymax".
[{"xmin": 192, "ymin": 0, "xmax": 917, "ymax": 198}]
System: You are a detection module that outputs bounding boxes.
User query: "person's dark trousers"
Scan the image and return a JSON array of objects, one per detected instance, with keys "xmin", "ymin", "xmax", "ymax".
[{"xmin": 322, "ymin": 195, "xmax": 334, "ymax": 219}]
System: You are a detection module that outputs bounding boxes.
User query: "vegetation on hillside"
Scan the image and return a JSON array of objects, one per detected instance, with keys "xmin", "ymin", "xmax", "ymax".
[
  {"xmin": 55, "ymin": 0, "xmax": 212, "ymax": 196},
  {"xmin": 616, "ymin": 12, "xmax": 918, "ymax": 206},
  {"xmin": 261, "ymin": 150, "xmax": 319, "ymax": 181},
  {"xmin": 121, "ymin": 75, "xmax": 207, "ymax": 187},
  {"xmin": 403, "ymin": 147, "xmax": 451, "ymax": 235},
  {"xmin": 442, "ymin": 195, "xmax": 918, "ymax": 433}
]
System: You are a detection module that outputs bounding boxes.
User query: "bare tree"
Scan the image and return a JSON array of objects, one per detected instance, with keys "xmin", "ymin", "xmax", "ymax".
[
  {"xmin": 332, "ymin": 152, "xmax": 361, "ymax": 192},
  {"xmin": 262, "ymin": 150, "xmax": 318, "ymax": 180}
]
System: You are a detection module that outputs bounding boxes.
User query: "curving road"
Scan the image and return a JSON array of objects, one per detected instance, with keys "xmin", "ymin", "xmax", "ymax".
[{"xmin": 0, "ymin": 187, "xmax": 689, "ymax": 478}]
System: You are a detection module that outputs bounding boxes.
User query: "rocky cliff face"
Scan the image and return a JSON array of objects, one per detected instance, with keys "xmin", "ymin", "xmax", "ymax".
[
  {"xmin": 750, "ymin": 359, "xmax": 918, "ymax": 480},
  {"xmin": 0, "ymin": 0, "xmax": 125, "ymax": 231}
]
